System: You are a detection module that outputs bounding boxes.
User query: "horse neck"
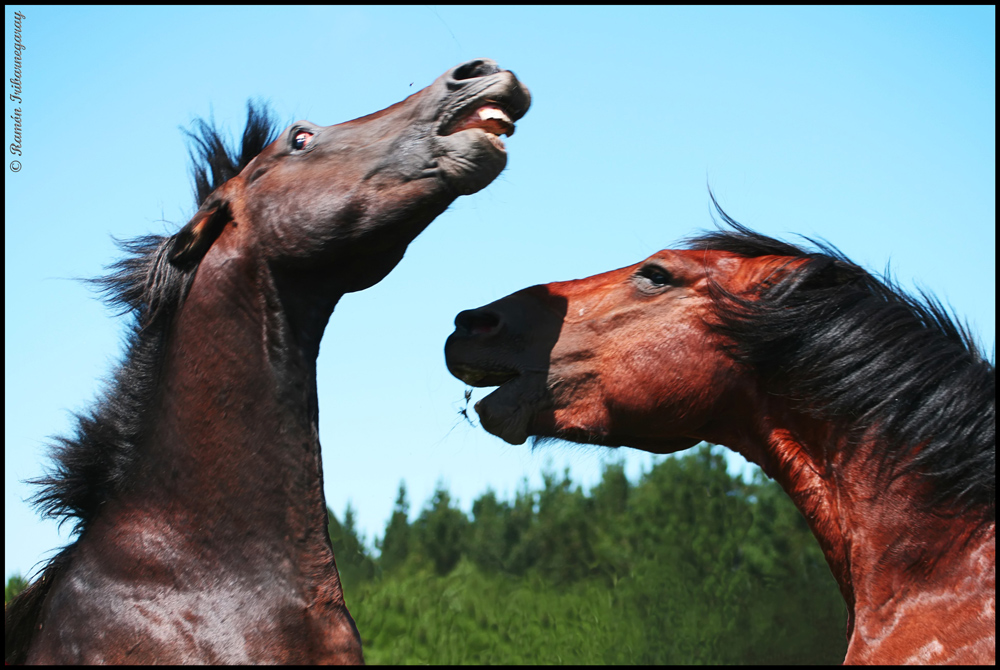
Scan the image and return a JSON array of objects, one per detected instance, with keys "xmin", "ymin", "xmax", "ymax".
[
  {"xmin": 726, "ymin": 397, "xmax": 995, "ymax": 662},
  {"xmin": 113, "ymin": 241, "xmax": 341, "ymax": 576}
]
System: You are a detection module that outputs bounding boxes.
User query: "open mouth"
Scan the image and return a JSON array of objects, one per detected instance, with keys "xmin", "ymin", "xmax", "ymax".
[
  {"xmin": 432, "ymin": 70, "xmax": 529, "ymax": 195},
  {"xmin": 470, "ymin": 369, "xmax": 550, "ymax": 446},
  {"xmin": 449, "ymin": 363, "xmax": 520, "ymax": 389},
  {"xmin": 446, "ymin": 358, "xmax": 546, "ymax": 445},
  {"xmin": 441, "ymin": 104, "xmax": 517, "ymax": 150}
]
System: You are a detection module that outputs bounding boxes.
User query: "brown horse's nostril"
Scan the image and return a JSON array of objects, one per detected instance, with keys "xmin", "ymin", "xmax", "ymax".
[
  {"xmin": 455, "ymin": 308, "xmax": 502, "ymax": 337},
  {"xmin": 452, "ymin": 59, "xmax": 501, "ymax": 81}
]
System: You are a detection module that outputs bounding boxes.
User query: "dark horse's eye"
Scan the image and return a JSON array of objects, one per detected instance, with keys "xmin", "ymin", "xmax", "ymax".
[
  {"xmin": 636, "ymin": 265, "xmax": 672, "ymax": 291},
  {"xmin": 293, "ymin": 131, "xmax": 314, "ymax": 150}
]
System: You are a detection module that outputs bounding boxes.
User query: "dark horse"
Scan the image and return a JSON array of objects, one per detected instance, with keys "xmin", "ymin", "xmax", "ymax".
[
  {"xmin": 6, "ymin": 59, "xmax": 529, "ymax": 664},
  {"xmin": 445, "ymin": 208, "xmax": 994, "ymax": 664}
]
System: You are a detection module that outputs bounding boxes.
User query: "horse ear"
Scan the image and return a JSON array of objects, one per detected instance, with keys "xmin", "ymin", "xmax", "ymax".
[{"xmin": 169, "ymin": 199, "xmax": 232, "ymax": 269}]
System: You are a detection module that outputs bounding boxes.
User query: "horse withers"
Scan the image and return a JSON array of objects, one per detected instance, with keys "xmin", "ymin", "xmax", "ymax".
[
  {"xmin": 445, "ymin": 210, "xmax": 994, "ymax": 664},
  {"xmin": 6, "ymin": 59, "xmax": 529, "ymax": 664}
]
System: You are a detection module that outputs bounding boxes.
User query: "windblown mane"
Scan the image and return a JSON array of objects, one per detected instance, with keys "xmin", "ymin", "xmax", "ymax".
[
  {"xmin": 7, "ymin": 101, "xmax": 280, "ymax": 664},
  {"xmin": 28, "ymin": 100, "xmax": 281, "ymax": 535},
  {"xmin": 688, "ymin": 202, "xmax": 995, "ymax": 520},
  {"xmin": 184, "ymin": 100, "xmax": 280, "ymax": 208}
]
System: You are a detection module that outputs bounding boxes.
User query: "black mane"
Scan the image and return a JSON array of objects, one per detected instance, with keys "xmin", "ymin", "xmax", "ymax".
[
  {"xmin": 687, "ymin": 203, "xmax": 995, "ymax": 519},
  {"xmin": 184, "ymin": 100, "xmax": 280, "ymax": 208},
  {"xmin": 28, "ymin": 101, "xmax": 281, "ymax": 535}
]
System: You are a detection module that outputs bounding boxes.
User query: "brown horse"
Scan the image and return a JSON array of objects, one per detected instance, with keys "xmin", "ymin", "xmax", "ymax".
[
  {"xmin": 445, "ymin": 209, "xmax": 994, "ymax": 664},
  {"xmin": 5, "ymin": 59, "xmax": 529, "ymax": 664}
]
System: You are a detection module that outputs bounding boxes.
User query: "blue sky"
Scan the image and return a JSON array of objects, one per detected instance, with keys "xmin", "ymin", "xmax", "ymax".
[{"xmin": 5, "ymin": 6, "xmax": 995, "ymax": 580}]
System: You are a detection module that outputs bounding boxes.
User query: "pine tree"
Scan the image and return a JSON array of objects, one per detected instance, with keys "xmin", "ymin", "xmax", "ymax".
[
  {"xmin": 414, "ymin": 484, "xmax": 468, "ymax": 575},
  {"xmin": 377, "ymin": 481, "xmax": 412, "ymax": 573}
]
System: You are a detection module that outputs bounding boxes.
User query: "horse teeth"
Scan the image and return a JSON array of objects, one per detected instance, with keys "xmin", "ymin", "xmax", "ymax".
[
  {"xmin": 477, "ymin": 106, "xmax": 512, "ymax": 124},
  {"xmin": 444, "ymin": 105, "xmax": 514, "ymax": 138}
]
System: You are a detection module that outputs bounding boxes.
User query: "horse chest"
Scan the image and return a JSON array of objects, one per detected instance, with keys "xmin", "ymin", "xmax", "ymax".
[{"xmin": 30, "ymin": 564, "xmax": 334, "ymax": 664}]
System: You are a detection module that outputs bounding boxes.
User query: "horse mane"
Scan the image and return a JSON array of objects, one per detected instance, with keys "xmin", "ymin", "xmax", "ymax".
[
  {"xmin": 4, "ymin": 547, "xmax": 75, "ymax": 663},
  {"xmin": 5, "ymin": 101, "xmax": 281, "ymax": 665},
  {"xmin": 687, "ymin": 200, "xmax": 995, "ymax": 520},
  {"xmin": 26, "ymin": 100, "xmax": 281, "ymax": 536},
  {"xmin": 184, "ymin": 99, "xmax": 280, "ymax": 208}
]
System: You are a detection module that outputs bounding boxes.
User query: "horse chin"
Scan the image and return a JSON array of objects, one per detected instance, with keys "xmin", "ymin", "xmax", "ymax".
[
  {"xmin": 473, "ymin": 374, "xmax": 549, "ymax": 445},
  {"xmin": 436, "ymin": 130, "xmax": 509, "ymax": 196}
]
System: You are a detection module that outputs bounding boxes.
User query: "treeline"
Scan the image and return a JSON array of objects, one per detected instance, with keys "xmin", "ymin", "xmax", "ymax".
[
  {"xmin": 329, "ymin": 444, "xmax": 847, "ymax": 663},
  {"xmin": 6, "ymin": 445, "xmax": 848, "ymax": 663}
]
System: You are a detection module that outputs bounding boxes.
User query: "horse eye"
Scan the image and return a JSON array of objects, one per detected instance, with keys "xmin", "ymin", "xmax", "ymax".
[
  {"xmin": 638, "ymin": 266, "xmax": 672, "ymax": 288},
  {"xmin": 293, "ymin": 131, "xmax": 314, "ymax": 150}
]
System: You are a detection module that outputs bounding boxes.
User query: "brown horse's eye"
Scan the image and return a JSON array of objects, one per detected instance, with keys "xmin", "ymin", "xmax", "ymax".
[
  {"xmin": 636, "ymin": 265, "xmax": 672, "ymax": 293},
  {"xmin": 293, "ymin": 131, "xmax": 314, "ymax": 150}
]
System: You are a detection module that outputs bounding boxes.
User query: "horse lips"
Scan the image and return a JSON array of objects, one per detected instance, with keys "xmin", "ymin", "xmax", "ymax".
[{"xmin": 449, "ymin": 105, "xmax": 515, "ymax": 149}]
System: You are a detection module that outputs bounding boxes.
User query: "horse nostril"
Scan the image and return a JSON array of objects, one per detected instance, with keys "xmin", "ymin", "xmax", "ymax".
[
  {"xmin": 452, "ymin": 59, "xmax": 500, "ymax": 81},
  {"xmin": 455, "ymin": 308, "xmax": 502, "ymax": 337}
]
